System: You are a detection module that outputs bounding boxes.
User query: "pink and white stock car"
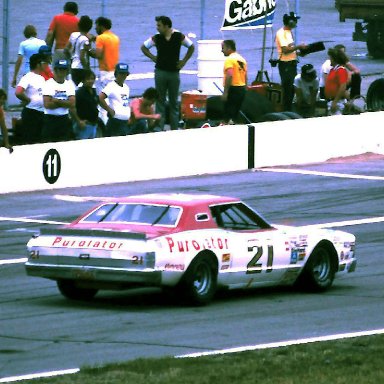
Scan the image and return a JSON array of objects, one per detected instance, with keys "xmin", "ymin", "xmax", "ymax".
[{"xmin": 26, "ymin": 193, "xmax": 356, "ymax": 305}]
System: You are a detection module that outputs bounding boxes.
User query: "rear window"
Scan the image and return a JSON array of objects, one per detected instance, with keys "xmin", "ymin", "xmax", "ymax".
[{"xmin": 82, "ymin": 203, "xmax": 181, "ymax": 226}]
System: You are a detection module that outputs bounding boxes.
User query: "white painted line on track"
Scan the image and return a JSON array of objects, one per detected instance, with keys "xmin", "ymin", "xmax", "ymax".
[
  {"xmin": 303, "ymin": 216, "xmax": 384, "ymax": 229},
  {"xmin": 176, "ymin": 328, "xmax": 384, "ymax": 358},
  {"xmin": 0, "ymin": 368, "xmax": 80, "ymax": 383},
  {"xmin": 1, "ymin": 329, "xmax": 383, "ymax": 382},
  {"xmin": 257, "ymin": 168, "xmax": 384, "ymax": 181},
  {"xmin": 0, "ymin": 258, "xmax": 27, "ymax": 266},
  {"xmin": 0, "ymin": 217, "xmax": 67, "ymax": 225}
]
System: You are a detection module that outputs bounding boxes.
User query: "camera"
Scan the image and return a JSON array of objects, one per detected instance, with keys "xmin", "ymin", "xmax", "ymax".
[{"xmin": 269, "ymin": 58, "xmax": 279, "ymax": 67}]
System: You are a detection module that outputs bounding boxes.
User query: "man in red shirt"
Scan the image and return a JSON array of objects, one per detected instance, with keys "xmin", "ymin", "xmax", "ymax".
[
  {"xmin": 45, "ymin": 2, "xmax": 79, "ymax": 60},
  {"xmin": 324, "ymin": 48, "xmax": 349, "ymax": 115}
]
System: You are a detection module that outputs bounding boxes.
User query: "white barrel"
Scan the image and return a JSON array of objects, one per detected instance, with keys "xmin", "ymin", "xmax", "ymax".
[{"xmin": 197, "ymin": 40, "xmax": 225, "ymax": 95}]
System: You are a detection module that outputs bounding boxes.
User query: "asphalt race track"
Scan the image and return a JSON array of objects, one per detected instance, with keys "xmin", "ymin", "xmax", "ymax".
[{"xmin": 1, "ymin": 158, "xmax": 384, "ymax": 379}]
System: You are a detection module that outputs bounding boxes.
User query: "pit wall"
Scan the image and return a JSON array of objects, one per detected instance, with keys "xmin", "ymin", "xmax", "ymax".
[{"xmin": 0, "ymin": 112, "xmax": 383, "ymax": 194}]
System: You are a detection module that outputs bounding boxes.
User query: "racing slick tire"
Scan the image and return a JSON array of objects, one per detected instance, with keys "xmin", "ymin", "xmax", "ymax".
[
  {"xmin": 178, "ymin": 254, "xmax": 218, "ymax": 306},
  {"xmin": 281, "ymin": 111, "xmax": 302, "ymax": 119},
  {"xmin": 366, "ymin": 78, "xmax": 384, "ymax": 111},
  {"xmin": 259, "ymin": 112, "xmax": 290, "ymax": 122},
  {"xmin": 297, "ymin": 246, "xmax": 336, "ymax": 292},
  {"xmin": 57, "ymin": 279, "xmax": 98, "ymax": 301}
]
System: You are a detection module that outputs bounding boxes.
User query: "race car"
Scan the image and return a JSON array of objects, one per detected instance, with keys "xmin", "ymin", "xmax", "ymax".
[{"xmin": 25, "ymin": 193, "xmax": 356, "ymax": 305}]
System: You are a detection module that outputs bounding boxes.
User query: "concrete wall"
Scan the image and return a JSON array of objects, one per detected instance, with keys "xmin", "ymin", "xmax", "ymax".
[{"xmin": 1, "ymin": 112, "xmax": 383, "ymax": 194}]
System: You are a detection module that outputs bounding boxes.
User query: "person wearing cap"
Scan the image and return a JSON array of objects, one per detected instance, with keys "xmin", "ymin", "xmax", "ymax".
[
  {"xmin": 99, "ymin": 63, "xmax": 131, "ymax": 137},
  {"xmin": 42, "ymin": 58, "xmax": 76, "ymax": 142},
  {"xmin": 15, "ymin": 54, "xmax": 46, "ymax": 144},
  {"xmin": 88, "ymin": 17, "xmax": 120, "ymax": 94},
  {"xmin": 141, "ymin": 15, "xmax": 195, "ymax": 131},
  {"xmin": 11, "ymin": 25, "xmax": 46, "ymax": 88},
  {"xmin": 38, "ymin": 45, "xmax": 54, "ymax": 80},
  {"xmin": 275, "ymin": 12, "xmax": 307, "ymax": 111},
  {"xmin": 45, "ymin": 2, "xmax": 79, "ymax": 61},
  {"xmin": 293, "ymin": 64, "xmax": 319, "ymax": 118}
]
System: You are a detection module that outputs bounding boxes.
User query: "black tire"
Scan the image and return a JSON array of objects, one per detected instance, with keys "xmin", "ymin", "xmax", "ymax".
[
  {"xmin": 260, "ymin": 112, "xmax": 290, "ymax": 122},
  {"xmin": 366, "ymin": 78, "xmax": 384, "ymax": 111},
  {"xmin": 297, "ymin": 246, "xmax": 336, "ymax": 292},
  {"xmin": 281, "ymin": 111, "xmax": 302, "ymax": 119},
  {"xmin": 178, "ymin": 255, "xmax": 218, "ymax": 306},
  {"xmin": 239, "ymin": 91, "xmax": 274, "ymax": 123},
  {"xmin": 206, "ymin": 96, "xmax": 225, "ymax": 120},
  {"xmin": 57, "ymin": 280, "xmax": 98, "ymax": 301}
]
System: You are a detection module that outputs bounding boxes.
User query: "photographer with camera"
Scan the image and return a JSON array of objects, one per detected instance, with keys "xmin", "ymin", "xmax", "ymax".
[{"xmin": 275, "ymin": 12, "xmax": 307, "ymax": 111}]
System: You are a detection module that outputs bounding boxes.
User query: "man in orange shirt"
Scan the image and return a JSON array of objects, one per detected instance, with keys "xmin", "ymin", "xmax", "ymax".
[
  {"xmin": 221, "ymin": 39, "xmax": 247, "ymax": 124},
  {"xmin": 89, "ymin": 17, "xmax": 120, "ymax": 94},
  {"xmin": 46, "ymin": 2, "xmax": 79, "ymax": 61}
]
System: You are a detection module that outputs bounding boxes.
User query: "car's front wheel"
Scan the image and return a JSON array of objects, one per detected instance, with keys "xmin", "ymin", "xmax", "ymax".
[
  {"xmin": 179, "ymin": 255, "xmax": 218, "ymax": 306},
  {"xmin": 298, "ymin": 246, "xmax": 336, "ymax": 291},
  {"xmin": 57, "ymin": 280, "xmax": 98, "ymax": 301}
]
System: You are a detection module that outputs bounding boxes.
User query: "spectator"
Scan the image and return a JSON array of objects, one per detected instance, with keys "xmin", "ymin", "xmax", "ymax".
[
  {"xmin": 0, "ymin": 89, "xmax": 13, "ymax": 152},
  {"xmin": 42, "ymin": 59, "xmax": 76, "ymax": 142},
  {"xmin": 99, "ymin": 63, "xmax": 130, "ymax": 137},
  {"xmin": 275, "ymin": 12, "xmax": 307, "ymax": 111},
  {"xmin": 128, "ymin": 87, "xmax": 161, "ymax": 134},
  {"xmin": 15, "ymin": 54, "xmax": 45, "ymax": 144},
  {"xmin": 11, "ymin": 25, "xmax": 45, "ymax": 88},
  {"xmin": 38, "ymin": 45, "xmax": 54, "ymax": 80},
  {"xmin": 73, "ymin": 69, "xmax": 99, "ymax": 139},
  {"xmin": 141, "ymin": 15, "xmax": 195, "ymax": 131},
  {"xmin": 64, "ymin": 15, "xmax": 93, "ymax": 85},
  {"xmin": 45, "ymin": 1, "xmax": 79, "ymax": 60},
  {"xmin": 324, "ymin": 48, "xmax": 349, "ymax": 115},
  {"xmin": 320, "ymin": 44, "xmax": 361, "ymax": 99},
  {"xmin": 293, "ymin": 64, "xmax": 319, "ymax": 118},
  {"xmin": 88, "ymin": 16, "xmax": 120, "ymax": 94},
  {"xmin": 221, "ymin": 39, "xmax": 248, "ymax": 124}
]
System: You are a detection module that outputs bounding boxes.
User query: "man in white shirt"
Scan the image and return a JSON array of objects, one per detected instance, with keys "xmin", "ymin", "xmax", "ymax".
[
  {"xmin": 42, "ymin": 58, "xmax": 76, "ymax": 142},
  {"xmin": 99, "ymin": 63, "xmax": 130, "ymax": 136},
  {"xmin": 15, "ymin": 54, "xmax": 46, "ymax": 143}
]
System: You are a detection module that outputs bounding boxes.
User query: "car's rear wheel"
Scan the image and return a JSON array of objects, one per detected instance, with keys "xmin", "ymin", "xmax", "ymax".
[
  {"xmin": 57, "ymin": 280, "xmax": 98, "ymax": 300},
  {"xmin": 178, "ymin": 255, "xmax": 217, "ymax": 306},
  {"xmin": 298, "ymin": 246, "xmax": 336, "ymax": 291}
]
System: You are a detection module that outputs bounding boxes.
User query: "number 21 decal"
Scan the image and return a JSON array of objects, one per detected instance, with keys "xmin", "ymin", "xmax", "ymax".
[{"xmin": 247, "ymin": 242, "xmax": 273, "ymax": 274}]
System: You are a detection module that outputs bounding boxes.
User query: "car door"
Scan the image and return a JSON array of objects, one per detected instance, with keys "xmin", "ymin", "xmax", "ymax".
[{"xmin": 222, "ymin": 228, "xmax": 292, "ymax": 288}]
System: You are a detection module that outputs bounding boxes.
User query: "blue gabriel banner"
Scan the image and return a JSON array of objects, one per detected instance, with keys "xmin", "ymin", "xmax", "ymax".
[{"xmin": 221, "ymin": 0, "xmax": 276, "ymax": 30}]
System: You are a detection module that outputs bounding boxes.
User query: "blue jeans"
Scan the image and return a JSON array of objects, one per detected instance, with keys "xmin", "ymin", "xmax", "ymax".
[
  {"xmin": 155, "ymin": 68, "xmax": 180, "ymax": 130},
  {"xmin": 73, "ymin": 122, "xmax": 97, "ymax": 139},
  {"xmin": 127, "ymin": 119, "xmax": 149, "ymax": 135}
]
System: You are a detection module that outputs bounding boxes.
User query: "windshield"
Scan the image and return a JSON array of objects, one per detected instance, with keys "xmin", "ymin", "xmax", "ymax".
[{"xmin": 82, "ymin": 203, "xmax": 181, "ymax": 226}]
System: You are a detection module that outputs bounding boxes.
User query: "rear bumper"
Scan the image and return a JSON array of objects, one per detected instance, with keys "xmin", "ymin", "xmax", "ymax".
[{"xmin": 25, "ymin": 262, "xmax": 162, "ymax": 286}]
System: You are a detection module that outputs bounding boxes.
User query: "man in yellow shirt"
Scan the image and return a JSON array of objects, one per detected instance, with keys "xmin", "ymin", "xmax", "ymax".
[
  {"xmin": 221, "ymin": 39, "xmax": 247, "ymax": 124},
  {"xmin": 275, "ymin": 12, "xmax": 307, "ymax": 111},
  {"xmin": 89, "ymin": 17, "xmax": 120, "ymax": 93}
]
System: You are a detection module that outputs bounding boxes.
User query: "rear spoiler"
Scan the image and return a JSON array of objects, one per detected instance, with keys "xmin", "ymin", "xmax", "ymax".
[{"xmin": 37, "ymin": 227, "xmax": 147, "ymax": 240}]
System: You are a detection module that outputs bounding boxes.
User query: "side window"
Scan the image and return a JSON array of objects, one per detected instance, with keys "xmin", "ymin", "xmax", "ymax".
[{"xmin": 210, "ymin": 203, "xmax": 271, "ymax": 230}]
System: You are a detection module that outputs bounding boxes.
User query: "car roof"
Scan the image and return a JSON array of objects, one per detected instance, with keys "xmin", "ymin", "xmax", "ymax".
[{"xmin": 104, "ymin": 193, "xmax": 241, "ymax": 207}]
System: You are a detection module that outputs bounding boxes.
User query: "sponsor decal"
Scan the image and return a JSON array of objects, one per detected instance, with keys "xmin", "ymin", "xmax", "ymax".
[
  {"xmin": 51, "ymin": 236, "xmax": 124, "ymax": 250},
  {"xmin": 164, "ymin": 263, "xmax": 185, "ymax": 271},
  {"xmin": 165, "ymin": 236, "xmax": 229, "ymax": 253},
  {"xmin": 222, "ymin": 253, "xmax": 231, "ymax": 263}
]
